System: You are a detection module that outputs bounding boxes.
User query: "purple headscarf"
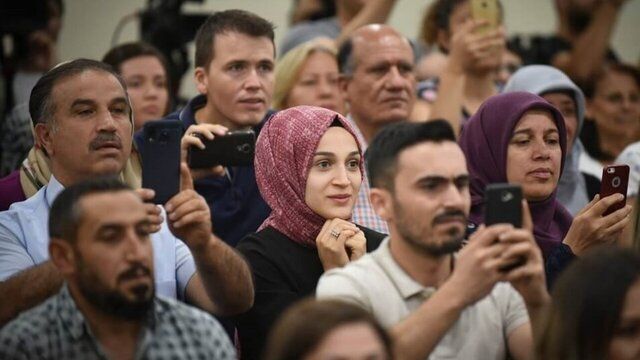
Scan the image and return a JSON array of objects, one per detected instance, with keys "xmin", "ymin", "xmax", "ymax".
[
  {"xmin": 459, "ymin": 92, "xmax": 573, "ymax": 258},
  {"xmin": 255, "ymin": 105, "xmax": 364, "ymax": 247}
]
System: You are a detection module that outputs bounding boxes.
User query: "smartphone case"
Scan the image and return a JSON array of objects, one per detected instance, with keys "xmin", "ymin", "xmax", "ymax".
[
  {"xmin": 188, "ymin": 129, "xmax": 256, "ymax": 168},
  {"xmin": 600, "ymin": 164, "xmax": 630, "ymax": 216},
  {"xmin": 141, "ymin": 120, "xmax": 182, "ymax": 204},
  {"xmin": 484, "ymin": 183, "xmax": 522, "ymax": 228},
  {"xmin": 470, "ymin": 0, "xmax": 500, "ymax": 35}
]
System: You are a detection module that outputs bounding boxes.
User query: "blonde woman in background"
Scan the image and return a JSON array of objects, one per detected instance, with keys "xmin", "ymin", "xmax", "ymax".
[{"xmin": 273, "ymin": 38, "xmax": 345, "ymax": 114}]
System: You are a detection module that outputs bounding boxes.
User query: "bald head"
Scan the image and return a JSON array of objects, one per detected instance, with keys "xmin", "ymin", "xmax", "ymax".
[{"xmin": 337, "ymin": 24, "xmax": 416, "ymax": 142}]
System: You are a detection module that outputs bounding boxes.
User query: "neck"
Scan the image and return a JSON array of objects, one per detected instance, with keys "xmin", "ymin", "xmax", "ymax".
[
  {"xmin": 463, "ymin": 72, "xmax": 497, "ymax": 115},
  {"xmin": 388, "ymin": 232, "xmax": 452, "ymax": 288},
  {"xmin": 350, "ymin": 114, "xmax": 380, "ymax": 145},
  {"xmin": 195, "ymin": 101, "xmax": 244, "ymax": 131},
  {"xmin": 68, "ymin": 285, "xmax": 143, "ymax": 360}
]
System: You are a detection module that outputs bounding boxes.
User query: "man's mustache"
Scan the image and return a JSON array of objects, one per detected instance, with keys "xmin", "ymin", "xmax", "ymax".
[
  {"xmin": 118, "ymin": 263, "xmax": 152, "ymax": 282},
  {"xmin": 432, "ymin": 210, "xmax": 467, "ymax": 225},
  {"xmin": 89, "ymin": 132, "xmax": 123, "ymax": 151}
]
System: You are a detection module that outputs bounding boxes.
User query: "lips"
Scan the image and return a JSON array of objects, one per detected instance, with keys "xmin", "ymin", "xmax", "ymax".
[
  {"xmin": 327, "ymin": 194, "xmax": 352, "ymax": 204},
  {"xmin": 142, "ymin": 104, "xmax": 160, "ymax": 115},
  {"xmin": 527, "ymin": 168, "xmax": 553, "ymax": 180}
]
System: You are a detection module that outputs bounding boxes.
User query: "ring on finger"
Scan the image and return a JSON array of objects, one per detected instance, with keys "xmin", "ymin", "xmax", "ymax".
[{"xmin": 330, "ymin": 229, "xmax": 340, "ymax": 238}]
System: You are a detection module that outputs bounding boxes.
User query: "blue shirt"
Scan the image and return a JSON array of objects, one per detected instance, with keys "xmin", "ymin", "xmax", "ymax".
[
  {"xmin": 0, "ymin": 176, "xmax": 196, "ymax": 299},
  {"xmin": 134, "ymin": 95, "xmax": 272, "ymax": 247}
]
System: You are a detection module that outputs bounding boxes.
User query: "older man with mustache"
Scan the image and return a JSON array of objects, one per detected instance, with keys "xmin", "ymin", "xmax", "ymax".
[{"xmin": 0, "ymin": 59, "xmax": 254, "ymax": 327}]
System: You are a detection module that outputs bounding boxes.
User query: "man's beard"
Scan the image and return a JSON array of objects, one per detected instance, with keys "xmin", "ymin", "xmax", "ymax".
[
  {"xmin": 567, "ymin": 8, "xmax": 593, "ymax": 34},
  {"xmin": 76, "ymin": 257, "xmax": 155, "ymax": 320},
  {"xmin": 394, "ymin": 199, "xmax": 466, "ymax": 257}
]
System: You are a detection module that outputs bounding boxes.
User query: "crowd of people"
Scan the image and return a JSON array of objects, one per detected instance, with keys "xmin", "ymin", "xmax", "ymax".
[{"xmin": 0, "ymin": 0, "xmax": 639, "ymax": 359}]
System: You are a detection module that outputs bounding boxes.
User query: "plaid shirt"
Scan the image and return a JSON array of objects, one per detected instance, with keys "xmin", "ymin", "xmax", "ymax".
[
  {"xmin": 346, "ymin": 116, "xmax": 389, "ymax": 234},
  {"xmin": 0, "ymin": 285, "xmax": 235, "ymax": 360}
]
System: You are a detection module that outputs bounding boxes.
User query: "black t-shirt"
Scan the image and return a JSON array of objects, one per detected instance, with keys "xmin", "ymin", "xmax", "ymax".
[{"xmin": 234, "ymin": 225, "xmax": 385, "ymax": 360}]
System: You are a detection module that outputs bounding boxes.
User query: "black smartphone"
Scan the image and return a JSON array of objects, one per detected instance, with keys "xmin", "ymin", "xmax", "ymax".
[
  {"xmin": 484, "ymin": 183, "xmax": 522, "ymax": 228},
  {"xmin": 485, "ymin": 183, "xmax": 524, "ymax": 272},
  {"xmin": 141, "ymin": 120, "xmax": 182, "ymax": 204},
  {"xmin": 188, "ymin": 130, "xmax": 256, "ymax": 168},
  {"xmin": 600, "ymin": 164, "xmax": 630, "ymax": 216}
]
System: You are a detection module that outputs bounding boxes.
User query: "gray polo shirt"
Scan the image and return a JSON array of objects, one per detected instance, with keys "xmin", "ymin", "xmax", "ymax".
[{"xmin": 316, "ymin": 238, "xmax": 529, "ymax": 359}]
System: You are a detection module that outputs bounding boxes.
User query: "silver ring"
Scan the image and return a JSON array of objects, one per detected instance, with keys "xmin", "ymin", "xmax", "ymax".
[{"xmin": 330, "ymin": 229, "xmax": 340, "ymax": 238}]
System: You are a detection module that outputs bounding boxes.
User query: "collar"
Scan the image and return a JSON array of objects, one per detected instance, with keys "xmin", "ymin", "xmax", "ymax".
[
  {"xmin": 44, "ymin": 175, "xmax": 66, "ymax": 209},
  {"xmin": 372, "ymin": 238, "xmax": 436, "ymax": 300},
  {"xmin": 178, "ymin": 94, "xmax": 208, "ymax": 128}
]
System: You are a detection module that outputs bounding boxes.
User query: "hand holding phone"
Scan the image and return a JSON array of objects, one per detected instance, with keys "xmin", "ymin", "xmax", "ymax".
[
  {"xmin": 484, "ymin": 183, "xmax": 525, "ymax": 271},
  {"xmin": 600, "ymin": 165, "xmax": 629, "ymax": 216},
  {"xmin": 188, "ymin": 129, "xmax": 256, "ymax": 168},
  {"xmin": 470, "ymin": 0, "xmax": 500, "ymax": 35}
]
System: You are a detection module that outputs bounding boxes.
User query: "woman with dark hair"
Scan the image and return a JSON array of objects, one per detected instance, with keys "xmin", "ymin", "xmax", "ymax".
[
  {"xmin": 264, "ymin": 298, "xmax": 392, "ymax": 360},
  {"xmin": 459, "ymin": 92, "xmax": 631, "ymax": 283},
  {"xmin": 537, "ymin": 246, "xmax": 640, "ymax": 360},
  {"xmin": 102, "ymin": 42, "xmax": 171, "ymax": 130},
  {"xmin": 235, "ymin": 106, "xmax": 385, "ymax": 359}
]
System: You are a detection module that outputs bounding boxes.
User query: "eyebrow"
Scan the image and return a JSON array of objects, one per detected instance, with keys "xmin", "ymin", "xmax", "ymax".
[
  {"xmin": 416, "ymin": 174, "xmax": 469, "ymax": 183},
  {"xmin": 512, "ymin": 127, "xmax": 559, "ymax": 135},
  {"xmin": 314, "ymin": 151, "xmax": 360, "ymax": 157}
]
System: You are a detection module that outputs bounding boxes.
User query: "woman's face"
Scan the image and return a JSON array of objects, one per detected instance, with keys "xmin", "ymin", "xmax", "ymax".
[
  {"xmin": 589, "ymin": 70, "xmax": 640, "ymax": 140},
  {"xmin": 120, "ymin": 55, "xmax": 169, "ymax": 131},
  {"xmin": 608, "ymin": 279, "xmax": 640, "ymax": 360},
  {"xmin": 304, "ymin": 322, "xmax": 388, "ymax": 360},
  {"xmin": 285, "ymin": 51, "xmax": 345, "ymax": 114},
  {"xmin": 542, "ymin": 92, "xmax": 578, "ymax": 150},
  {"xmin": 506, "ymin": 110, "xmax": 563, "ymax": 201},
  {"xmin": 305, "ymin": 126, "xmax": 361, "ymax": 220}
]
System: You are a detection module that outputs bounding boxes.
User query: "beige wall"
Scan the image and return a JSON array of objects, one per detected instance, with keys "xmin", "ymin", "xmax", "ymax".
[{"xmin": 58, "ymin": 0, "xmax": 640, "ymax": 97}]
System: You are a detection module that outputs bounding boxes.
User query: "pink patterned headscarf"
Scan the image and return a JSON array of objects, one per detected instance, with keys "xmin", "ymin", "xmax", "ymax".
[{"xmin": 255, "ymin": 105, "xmax": 364, "ymax": 247}]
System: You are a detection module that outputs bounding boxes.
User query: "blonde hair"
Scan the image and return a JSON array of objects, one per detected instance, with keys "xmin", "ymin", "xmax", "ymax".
[{"xmin": 273, "ymin": 38, "xmax": 337, "ymax": 110}]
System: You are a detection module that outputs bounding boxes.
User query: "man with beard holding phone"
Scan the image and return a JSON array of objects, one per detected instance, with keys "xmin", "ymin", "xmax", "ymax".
[
  {"xmin": 0, "ymin": 178, "xmax": 235, "ymax": 359},
  {"xmin": 316, "ymin": 121, "xmax": 550, "ymax": 359}
]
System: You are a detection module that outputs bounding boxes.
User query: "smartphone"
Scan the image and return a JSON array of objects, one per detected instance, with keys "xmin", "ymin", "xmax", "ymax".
[
  {"xmin": 188, "ymin": 129, "xmax": 256, "ymax": 168},
  {"xmin": 485, "ymin": 183, "xmax": 524, "ymax": 272},
  {"xmin": 600, "ymin": 165, "xmax": 629, "ymax": 216},
  {"xmin": 484, "ymin": 183, "xmax": 522, "ymax": 228},
  {"xmin": 470, "ymin": 0, "xmax": 500, "ymax": 35},
  {"xmin": 141, "ymin": 120, "xmax": 182, "ymax": 204}
]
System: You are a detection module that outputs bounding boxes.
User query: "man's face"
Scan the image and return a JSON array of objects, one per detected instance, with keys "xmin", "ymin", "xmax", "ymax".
[
  {"xmin": 387, "ymin": 141, "xmax": 470, "ymax": 256},
  {"xmin": 39, "ymin": 70, "xmax": 132, "ymax": 183},
  {"xmin": 196, "ymin": 32, "xmax": 275, "ymax": 129},
  {"xmin": 343, "ymin": 30, "xmax": 416, "ymax": 128},
  {"xmin": 72, "ymin": 191, "xmax": 155, "ymax": 319}
]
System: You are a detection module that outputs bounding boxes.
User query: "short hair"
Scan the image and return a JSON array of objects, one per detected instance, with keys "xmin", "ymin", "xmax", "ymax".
[
  {"xmin": 536, "ymin": 246, "xmax": 640, "ymax": 359},
  {"xmin": 194, "ymin": 9, "xmax": 275, "ymax": 69},
  {"xmin": 582, "ymin": 62, "xmax": 640, "ymax": 99},
  {"xmin": 102, "ymin": 41, "xmax": 169, "ymax": 77},
  {"xmin": 29, "ymin": 58, "xmax": 129, "ymax": 128},
  {"xmin": 337, "ymin": 37, "xmax": 355, "ymax": 76},
  {"xmin": 273, "ymin": 38, "xmax": 337, "ymax": 110},
  {"xmin": 366, "ymin": 119, "xmax": 456, "ymax": 190},
  {"xmin": 49, "ymin": 177, "xmax": 132, "ymax": 243},
  {"xmin": 264, "ymin": 298, "xmax": 392, "ymax": 360}
]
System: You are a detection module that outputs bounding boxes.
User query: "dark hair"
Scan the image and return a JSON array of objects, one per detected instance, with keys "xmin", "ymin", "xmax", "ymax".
[
  {"xmin": 194, "ymin": 9, "xmax": 275, "ymax": 68},
  {"xmin": 536, "ymin": 246, "xmax": 640, "ymax": 360},
  {"xmin": 366, "ymin": 119, "xmax": 456, "ymax": 189},
  {"xmin": 49, "ymin": 177, "xmax": 132, "ymax": 243},
  {"xmin": 29, "ymin": 58, "xmax": 129, "ymax": 127},
  {"xmin": 582, "ymin": 62, "xmax": 640, "ymax": 99},
  {"xmin": 102, "ymin": 41, "xmax": 169, "ymax": 76},
  {"xmin": 264, "ymin": 298, "xmax": 393, "ymax": 360},
  {"xmin": 337, "ymin": 37, "xmax": 355, "ymax": 76},
  {"xmin": 419, "ymin": 0, "xmax": 503, "ymax": 51}
]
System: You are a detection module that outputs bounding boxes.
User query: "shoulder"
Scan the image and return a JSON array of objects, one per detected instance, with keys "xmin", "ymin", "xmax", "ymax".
[
  {"xmin": 0, "ymin": 295, "xmax": 57, "ymax": 346},
  {"xmin": 358, "ymin": 226, "xmax": 386, "ymax": 251},
  {"xmin": 316, "ymin": 252, "xmax": 381, "ymax": 305},
  {"xmin": 0, "ymin": 187, "xmax": 47, "ymax": 233}
]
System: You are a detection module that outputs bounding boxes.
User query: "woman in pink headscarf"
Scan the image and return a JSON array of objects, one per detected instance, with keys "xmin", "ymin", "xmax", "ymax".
[{"xmin": 235, "ymin": 106, "xmax": 385, "ymax": 359}]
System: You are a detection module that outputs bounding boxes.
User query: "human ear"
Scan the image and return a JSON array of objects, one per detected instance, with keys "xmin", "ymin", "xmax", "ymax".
[
  {"xmin": 35, "ymin": 123, "xmax": 54, "ymax": 156},
  {"xmin": 194, "ymin": 67, "xmax": 209, "ymax": 95},
  {"xmin": 49, "ymin": 239, "xmax": 76, "ymax": 276},
  {"xmin": 370, "ymin": 187, "xmax": 393, "ymax": 222}
]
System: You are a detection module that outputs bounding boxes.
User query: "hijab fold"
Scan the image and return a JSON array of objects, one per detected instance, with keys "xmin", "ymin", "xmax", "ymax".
[
  {"xmin": 459, "ymin": 92, "xmax": 573, "ymax": 258},
  {"xmin": 255, "ymin": 106, "xmax": 363, "ymax": 247}
]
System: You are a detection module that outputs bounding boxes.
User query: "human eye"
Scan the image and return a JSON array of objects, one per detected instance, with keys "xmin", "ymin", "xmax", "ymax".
[
  {"xmin": 545, "ymin": 134, "xmax": 560, "ymax": 145},
  {"xmin": 154, "ymin": 77, "xmax": 167, "ymax": 89},
  {"xmin": 258, "ymin": 61, "xmax": 274, "ymax": 74},
  {"xmin": 127, "ymin": 79, "xmax": 142, "ymax": 88},
  {"xmin": 76, "ymin": 107, "xmax": 95, "ymax": 117},
  {"xmin": 316, "ymin": 159, "xmax": 331, "ymax": 169},
  {"xmin": 454, "ymin": 176, "xmax": 469, "ymax": 190},
  {"xmin": 111, "ymin": 103, "xmax": 129, "ymax": 116},
  {"xmin": 346, "ymin": 158, "xmax": 360, "ymax": 170},
  {"xmin": 398, "ymin": 63, "xmax": 414, "ymax": 75},
  {"xmin": 606, "ymin": 93, "xmax": 623, "ymax": 104},
  {"xmin": 227, "ymin": 62, "xmax": 245, "ymax": 73},
  {"xmin": 299, "ymin": 77, "xmax": 317, "ymax": 86}
]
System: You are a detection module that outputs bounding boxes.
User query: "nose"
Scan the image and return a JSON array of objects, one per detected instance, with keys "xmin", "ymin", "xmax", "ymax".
[
  {"xmin": 443, "ymin": 183, "xmax": 465, "ymax": 208},
  {"xmin": 97, "ymin": 109, "xmax": 118, "ymax": 132},
  {"xmin": 531, "ymin": 139, "xmax": 552, "ymax": 160},
  {"xmin": 144, "ymin": 83, "xmax": 159, "ymax": 99},
  {"xmin": 244, "ymin": 68, "xmax": 262, "ymax": 91},
  {"xmin": 331, "ymin": 165, "xmax": 351, "ymax": 187},
  {"xmin": 124, "ymin": 231, "xmax": 148, "ymax": 263},
  {"xmin": 385, "ymin": 66, "xmax": 408, "ymax": 91}
]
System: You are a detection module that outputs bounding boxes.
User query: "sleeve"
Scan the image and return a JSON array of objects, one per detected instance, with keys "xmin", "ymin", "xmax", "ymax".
[
  {"xmin": 201, "ymin": 315, "xmax": 237, "ymax": 360},
  {"xmin": 174, "ymin": 238, "xmax": 196, "ymax": 301},
  {"xmin": 545, "ymin": 243, "xmax": 576, "ymax": 290},
  {"xmin": 615, "ymin": 143, "xmax": 640, "ymax": 197},
  {"xmin": 316, "ymin": 268, "xmax": 372, "ymax": 311},
  {"xmin": 496, "ymin": 284, "xmax": 530, "ymax": 336},
  {"xmin": 0, "ymin": 222, "xmax": 36, "ymax": 281},
  {"xmin": 0, "ymin": 324, "xmax": 31, "ymax": 360}
]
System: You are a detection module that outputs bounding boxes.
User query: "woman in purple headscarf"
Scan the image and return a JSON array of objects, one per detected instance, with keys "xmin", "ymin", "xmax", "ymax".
[
  {"xmin": 459, "ymin": 92, "xmax": 632, "ymax": 283},
  {"xmin": 235, "ymin": 105, "xmax": 385, "ymax": 359}
]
